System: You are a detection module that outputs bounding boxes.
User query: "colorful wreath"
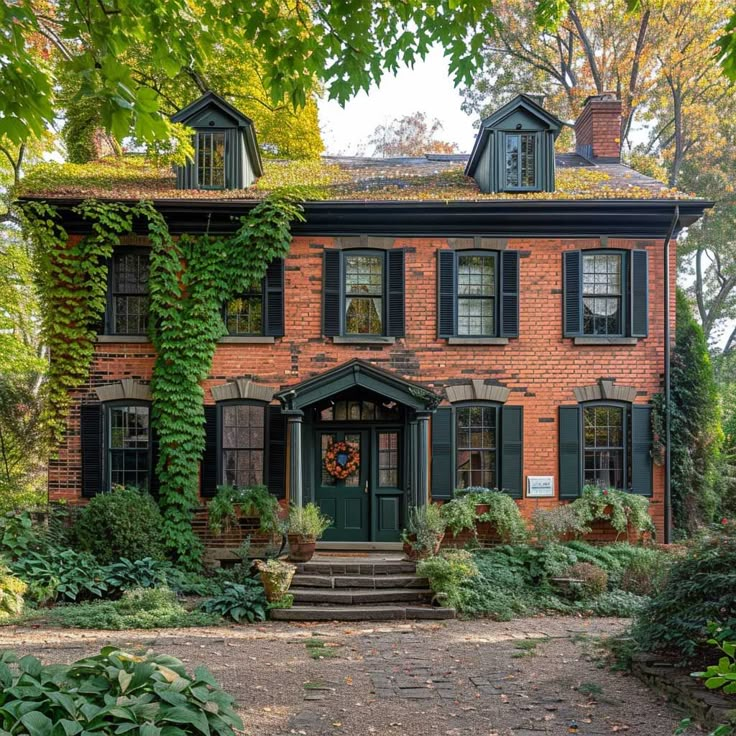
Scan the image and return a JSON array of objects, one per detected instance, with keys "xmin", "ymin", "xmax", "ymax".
[{"xmin": 324, "ymin": 440, "xmax": 360, "ymax": 480}]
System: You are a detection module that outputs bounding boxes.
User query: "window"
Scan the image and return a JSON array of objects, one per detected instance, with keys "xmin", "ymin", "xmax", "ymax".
[
  {"xmin": 583, "ymin": 253, "xmax": 623, "ymax": 336},
  {"xmin": 107, "ymin": 404, "xmax": 150, "ymax": 490},
  {"xmin": 344, "ymin": 253, "xmax": 383, "ymax": 334},
  {"xmin": 317, "ymin": 399, "xmax": 400, "ymax": 422},
  {"xmin": 224, "ymin": 286, "xmax": 263, "ymax": 336},
  {"xmin": 109, "ymin": 251, "xmax": 149, "ymax": 335},
  {"xmin": 378, "ymin": 431, "xmax": 399, "ymax": 487},
  {"xmin": 457, "ymin": 254, "xmax": 496, "ymax": 336},
  {"xmin": 583, "ymin": 404, "xmax": 629, "ymax": 490},
  {"xmin": 220, "ymin": 403, "xmax": 265, "ymax": 487},
  {"xmin": 455, "ymin": 405, "xmax": 498, "ymax": 489},
  {"xmin": 504, "ymin": 133, "xmax": 536, "ymax": 189},
  {"xmin": 197, "ymin": 131, "xmax": 226, "ymax": 188}
]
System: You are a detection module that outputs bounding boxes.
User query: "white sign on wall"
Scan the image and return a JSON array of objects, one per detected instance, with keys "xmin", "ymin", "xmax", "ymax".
[{"xmin": 526, "ymin": 476, "xmax": 555, "ymax": 498}]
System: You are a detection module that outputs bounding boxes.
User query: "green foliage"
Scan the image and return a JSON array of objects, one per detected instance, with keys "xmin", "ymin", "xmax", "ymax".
[
  {"xmin": 287, "ymin": 503, "xmax": 332, "ymax": 540},
  {"xmin": 199, "ymin": 580, "xmax": 267, "ymax": 623},
  {"xmin": 0, "ymin": 645, "xmax": 243, "ymax": 736},
  {"xmin": 691, "ymin": 622, "xmax": 736, "ymax": 695},
  {"xmin": 103, "ymin": 558, "xmax": 171, "ymax": 592},
  {"xmin": 619, "ymin": 547, "xmax": 673, "ymax": 596},
  {"xmin": 402, "ymin": 504, "xmax": 446, "ymax": 554},
  {"xmin": 208, "ymin": 485, "xmax": 282, "ymax": 537},
  {"xmin": 0, "ymin": 565, "xmax": 27, "ymax": 618},
  {"xmin": 417, "ymin": 550, "xmax": 478, "ymax": 609},
  {"xmin": 0, "ymin": 510, "xmax": 38, "ymax": 559},
  {"xmin": 561, "ymin": 562, "xmax": 608, "ymax": 600},
  {"xmin": 589, "ymin": 590, "xmax": 649, "ymax": 618},
  {"xmin": 652, "ymin": 289, "xmax": 722, "ymax": 533},
  {"xmin": 571, "ymin": 486, "xmax": 656, "ymax": 537},
  {"xmin": 440, "ymin": 495, "xmax": 478, "ymax": 536},
  {"xmin": 43, "ymin": 587, "xmax": 220, "ymax": 630},
  {"xmin": 633, "ymin": 535, "xmax": 736, "ymax": 662},
  {"xmin": 530, "ymin": 505, "xmax": 587, "ymax": 543},
  {"xmin": 457, "ymin": 488, "xmax": 529, "ymax": 543},
  {"xmin": 72, "ymin": 488, "xmax": 165, "ymax": 564}
]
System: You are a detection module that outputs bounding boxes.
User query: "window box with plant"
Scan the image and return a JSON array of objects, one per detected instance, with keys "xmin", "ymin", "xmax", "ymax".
[
  {"xmin": 402, "ymin": 504, "xmax": 446, "ymax": 561},
  {"xmin": 452, "ymin": 487, "xmax": 529, "ymax": 545},
  {"xmin": 286, "ymin": 503, "xmax": 332, "ymax": 563}
]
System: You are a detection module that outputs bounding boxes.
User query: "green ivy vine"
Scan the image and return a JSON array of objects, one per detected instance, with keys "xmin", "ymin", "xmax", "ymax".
[{"xmin": 22, "ymin": 195, "xmax": 304, "ymax": 569}]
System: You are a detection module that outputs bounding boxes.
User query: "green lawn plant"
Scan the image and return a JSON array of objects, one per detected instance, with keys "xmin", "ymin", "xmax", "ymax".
[{"xmin": 0, "ymin": 646, "xmax": 244, "ymax": 735}]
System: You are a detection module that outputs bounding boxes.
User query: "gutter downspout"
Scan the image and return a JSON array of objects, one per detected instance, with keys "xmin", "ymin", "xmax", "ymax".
[{"xmin": 664, "ymin": 205, "xmax": 679, "ymax": 544}]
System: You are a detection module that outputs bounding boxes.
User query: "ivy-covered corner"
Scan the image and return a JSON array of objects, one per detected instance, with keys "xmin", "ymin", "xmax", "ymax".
[{"xmin": 21, "ymin": 194, "xmax": 304, "ymax": 569}]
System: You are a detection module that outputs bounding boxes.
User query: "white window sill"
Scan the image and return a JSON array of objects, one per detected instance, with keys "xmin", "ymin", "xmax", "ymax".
[
  {"xmin": 332, "ymin": 336, "xmax": 396, "ymax": 345},
  {"xmin": 573, "ymin": 337, "xmax": 638, "ymax": 345},
  {"xmin": 447, "ymin": 337, "xmax": 509, "ymax": 345},
  {"xmin": 219, "ymin": 336, "xmax": 276, "ymax": 344},
  {"xmin": 96, "ymin": 335, "xmax": 150, "ymax": 343}
]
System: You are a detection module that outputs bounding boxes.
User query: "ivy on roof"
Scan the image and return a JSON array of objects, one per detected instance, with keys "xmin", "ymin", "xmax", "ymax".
[{"xmin": 16, "ymin": 154, "xmax": 693, "ymax": 202}]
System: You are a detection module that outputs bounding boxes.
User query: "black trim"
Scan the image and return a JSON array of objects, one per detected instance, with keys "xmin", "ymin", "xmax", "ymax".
[{"xmin": 24, "ymin": 198, "xmax": 713, "ymax": 239}]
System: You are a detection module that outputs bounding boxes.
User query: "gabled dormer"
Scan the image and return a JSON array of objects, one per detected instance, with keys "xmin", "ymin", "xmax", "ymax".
[
  {"xmin": 465, "ymin": 94, "xmax": 563, "ymax": 194},
  {"xmin": 171, "ymin": 91, "xmax": 263, "ymax": 190}
]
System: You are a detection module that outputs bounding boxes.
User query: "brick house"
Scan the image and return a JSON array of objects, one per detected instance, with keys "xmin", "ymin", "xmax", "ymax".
[{"xmin": 27, "ymin": 92, "xmax": 712, "ymax": 546}]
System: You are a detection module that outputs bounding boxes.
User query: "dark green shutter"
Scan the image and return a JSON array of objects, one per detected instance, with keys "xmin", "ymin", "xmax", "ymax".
[
  {"xmin": 81, "ymin": 404, "xmax": 103, "ymax": 498},
  {"xmin": 264, "ymin": 258, "xmax": 285, "ymax": 337},
  {"xmin": 563, "ymin": 251, "xmax": 582, "ymax": 337},
  {"xmin": 559, "ymin": 405, "xmax": 582, "ymax": 499},
  {"xmin": 386, "ymin": 249, "xmax": 405, "ymax": 337},
  {"xmin": 267, "ymin": 404, "xmax": 287, "ymax": 499},
  {"xmin": 630, "ymin": 249, "xmax": 649, "ymax": 338},
  {"xmin": 201, "ymin": 405, "xmax": 218, "ymax": 498},
  {"xmin": 430, "ymin": 407, "xmax": 454, "ymax": 500},
  {"xmin": 631, "ymin": 404, "xmax": 653, "ymax": 496},
  {"xmin": 149, "ymin": 424, "xmax": 160, "ymax": 499},
  {"xmin": 323, "ymin": 250, "xmax": 342, "ymax": 337},
  {"xmin": 437, "ymin": 251, "xmax": 456, "ymax": 338},
  {"xmin": 500, "ymin": 250, "xmax": 520, "ymax": 338},
  {"xmin": 500, "ymin": 405, "xmax": 523, "ymax": 498}
]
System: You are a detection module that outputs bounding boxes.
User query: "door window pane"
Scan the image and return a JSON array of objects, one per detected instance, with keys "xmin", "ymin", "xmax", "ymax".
[
  {"xmin": 583, "ymin": 253, "xmax": 623, "ymax": 335},
  {"xmin": 108, "ymin": 405, "xmax": 149, "ymax": 490},
  {"xmin": 111, "ymin": 252, "xmax": 149, "ymax": 335},
  {"xmin": 345, "ymin": 254, "xmax": 383, "ymax": 334},
  {"xmin": 378, "ymin": 431, "xmax": 399, "ymax": 487},
  {"xmin": 221, "ymin": 403, "xmax": 265, "ymax": 487},
  {"xmin": 583, "ymin": 405, "xmax": 625, "ymax": 489},
  {"xmin": 344, "ymin": 433, "xmax": 361, "ymax": 487},
  {"xmin": 320, "ymin": 434, "xmax": 337, "ymax": 486},
  {"xmin": 456, "ymin": 406, "xmax": 497, "ymax": 489}
]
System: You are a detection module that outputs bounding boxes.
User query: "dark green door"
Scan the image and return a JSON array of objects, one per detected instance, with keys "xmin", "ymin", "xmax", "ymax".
[{"xmin": 316, "ymin": 429, "xmax": 370, "ymax": 541}]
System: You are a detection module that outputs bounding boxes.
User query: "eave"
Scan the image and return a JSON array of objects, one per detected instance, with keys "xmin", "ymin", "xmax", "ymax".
[{"xmin": 17, "ymin": 196, "xmax": 713, "ymax": 239}]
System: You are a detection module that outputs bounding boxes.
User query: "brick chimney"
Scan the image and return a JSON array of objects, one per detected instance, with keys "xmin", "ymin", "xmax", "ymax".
[{"xmin": 574, "ymin": 92, "xmax": 622, "ymax": 162}]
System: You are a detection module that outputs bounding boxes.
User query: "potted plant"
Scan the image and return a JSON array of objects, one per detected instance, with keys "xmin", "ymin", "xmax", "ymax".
[
  {"xmin": 254, "ymin": 558, "xmax": 296, "ymax": 602},
  {"xmin": 287, "ymin": 503, "xmax": 332, "ymax": 562},
  {"xmin": 402, "ymin": 504, "xmax": 446, "ymax": 561}
]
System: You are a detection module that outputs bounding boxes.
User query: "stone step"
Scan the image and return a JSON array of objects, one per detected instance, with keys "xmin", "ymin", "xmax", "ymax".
[
  {"xmin": 297, "ymin": 559, "xmax": 416, "ymax": 576},
  {"xmin": 292, "ymin": 573, "xmax": 429, "ymax": 589},
  {"xmin": 290, "ymin": 587, "xmax": 433, "ymax": 605},
  {"xmin": 270, "ymin": 605, "xmax": 455, "ymax": 622}
]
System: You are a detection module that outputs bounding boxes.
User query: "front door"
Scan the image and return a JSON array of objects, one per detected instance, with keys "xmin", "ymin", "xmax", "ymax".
[{"xmin": 316, "ymin": 429, "xmax": 370, "ymax": 541}]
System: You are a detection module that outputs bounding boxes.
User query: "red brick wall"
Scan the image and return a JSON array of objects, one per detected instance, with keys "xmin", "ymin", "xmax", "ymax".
[{"xmin": 49, "ymin": 235, "xmax": 673, "ymax": 539}]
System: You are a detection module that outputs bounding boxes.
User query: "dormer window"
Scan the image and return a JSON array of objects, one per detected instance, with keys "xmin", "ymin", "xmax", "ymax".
[
  {"xmin": 171, "ymin": 91, "xmax": 263, "ymax": 191},
  {"xmin": 197, "ymin": 131, "xmax": 226, "ymax": 188},
  {"xmin": 465, "ymin": 94, "xmax": 562, "ymax": 194}
]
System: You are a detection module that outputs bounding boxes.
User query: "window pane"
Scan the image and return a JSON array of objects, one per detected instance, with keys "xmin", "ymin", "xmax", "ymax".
[
  {"xmin": 108, "ymin": 405, "xmax": 149, "ymax": 490},
  {"xmin": 345, "ymin": 255, "xmax": 383, "ymax": 295},
  {"xmin": 583, "ymin": 406, "xmax": 625, "ymax": 489},
  {"xmin": 198, "ymin": 132, "xmax": 225, "ymax": 188},
  {"xmin": 320, "ymin": 433, "xmax": 336, "ymax": 486},
  {"xmin": 505, "ymin": 134, "xmax": 536, "ymax": 189},
  {"xmin": 455, "ymin": 406, "xmax": 496, "ymax": 490},
  {"xmin": 344, "ymin": 254, "xmax": 383, "ymax": 334},
  {"xmin": 345, "ymin": 297, "xmax": 382, "ymax": 334},
  {"xmin": 344, "ymin": 433, "xmax": 361, "ymax": 487},
  {"xmin": 219, "ymin": 403, "xmax": 265, "ymax": 487},
  {"xmin": 225, "ymin": 292, "xmax": 262, "ymax": 335},
  {"xmin": 505, "ymin": 135, "xmax": 519, "ymax": 187},
  {"xmin": 520, "ymin": 134, "xmax": 536, "ymax": 187},
  {"xmin": 378, "ymin": 431, "xmax": 399, "ymax": 487},
  {"xmin": 582, "ymin": 254, "xmax": 623, "ymax": 335}
]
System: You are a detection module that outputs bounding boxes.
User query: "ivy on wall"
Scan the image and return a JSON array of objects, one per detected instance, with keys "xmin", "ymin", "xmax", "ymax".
[{"xmin": 23, "ymin": 195, "xmax": 304, "ymax": 568}]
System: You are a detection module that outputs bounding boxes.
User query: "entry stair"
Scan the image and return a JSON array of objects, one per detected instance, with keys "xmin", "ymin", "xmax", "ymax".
[{"xmin": 270, "ymin": 555, "xmax": 456, "ymax": 621}]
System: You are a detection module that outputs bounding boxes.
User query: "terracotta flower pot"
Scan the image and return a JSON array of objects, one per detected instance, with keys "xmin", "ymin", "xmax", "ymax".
[
  {"xmin": 287, "ymin": 534, "xmax": 317, "ymax": 563},
  {"xmin": 403, "ymin": 532, "xmax": 444, "ymax": 561}
]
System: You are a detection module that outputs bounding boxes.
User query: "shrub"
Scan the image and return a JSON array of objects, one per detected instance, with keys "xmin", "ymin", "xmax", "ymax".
[
  {"xmin": 531, "ymin": 505, "xmax": 587, "ymax": 543},
  {"xmin": 199, "ymin": 580, "xmax": 267, "ymax": 623},
  {"xmin": 0, "ymin": 511, "xmax": 39, "ymax": 559},
  {"xmin": 72, "ymin": 488, "xmax": 165, "ymax": 564},
  {"xmin": 458, "ymin": 488, "xmax": 528, "ymax": 543},
  {"xmin": 0, "ymin": 646, "xmax": 244, "ymax": 735},
  {"xmin": 619, "ymin": 548, "xmax": 673, "ymax": 596},
  {"xmin": 571, "ymin": 486, "xmax": 655, "ymax": 537},
  {"xmin": 440, "ymin": 495, "xmax": 478, "ymax": 536},
  {"xmin": 633, "ymin": 536, "xmax": 736, "ymax": 662},
  {"xmin": 561, "ymin": 562, "xmax": 608, "ymax": 599},
  {"xmin": 418, "ymin": 550, "xmax": 478, "ymax": 609},
  {"xmin": 0, "ymin": 566, "xmax": 26, "ymax": 618},
  {"xmin": 43, "ymin": 587, "xmax": 221, "ymax": 629},
  {"xmin": 589, "ymin": 591, "xmax": 649, "ymax": 618}
]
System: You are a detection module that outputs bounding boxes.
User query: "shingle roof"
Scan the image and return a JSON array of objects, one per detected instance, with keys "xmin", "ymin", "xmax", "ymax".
[{"xmin": 17, "ymin": 152, "xmax": 692, "ymax": 202}]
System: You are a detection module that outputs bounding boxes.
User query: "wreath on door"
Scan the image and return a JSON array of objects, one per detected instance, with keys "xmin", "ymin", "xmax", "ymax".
[{"xmin": 324, "ymin": 440, "xmax": 360, "ymax": 480}]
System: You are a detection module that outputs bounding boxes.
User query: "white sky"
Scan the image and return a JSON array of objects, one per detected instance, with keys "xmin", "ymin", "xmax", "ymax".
[{"xmin": 318, "ymin": 46, "xmax": 478, "ymax": 156}]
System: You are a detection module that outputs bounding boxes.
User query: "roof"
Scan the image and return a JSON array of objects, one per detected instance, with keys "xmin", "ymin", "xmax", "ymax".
[{"xmin": 16, "ymin": 152, "xmax": 696, "ymax": 203}]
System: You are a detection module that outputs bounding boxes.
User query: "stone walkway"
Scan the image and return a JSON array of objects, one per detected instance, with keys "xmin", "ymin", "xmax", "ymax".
[{"xmin": 0, "ymin": 617, "xmax": 696, "ymax": 735}]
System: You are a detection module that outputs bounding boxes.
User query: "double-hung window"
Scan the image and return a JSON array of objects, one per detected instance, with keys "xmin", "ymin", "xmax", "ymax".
[
  {"xmin": 583, "ymin": 404, "xmax": 628, "ymax": 489},
  {"xmin": 106, "ymin": 403, "xmax": 150, "ymax": 490},
  {"xmin": 222, "ymin": 260, "xmax": 285, "ymax": 338},
  {"xmin": 224, "ymin": 286, "xmax": 263, "ymax": 336},
  {"xmin": 457, "ymin": 254, "xmax": 497, "ymax": 337},
  {"xmin": 197, "ymin": 131, "xmax": 226, "ymax": 189},
  {"xmin": 582, "ymin": 253, "xmax": 623, "ymax": 336},
  {"xmin": 345, "ymin": 252, "xmax": 384, "ymax": 335},
  {"xmin": 219, "ymin": 402, "xmax": 266, "ymax": 487},
  {"xmin": 504, "ymin": 133, "xmax": 537, "ymax": 190},
  {"xmin": 108, "ymin": 250, "xmax": 149, "ymax": 335},
  {"xmin": 455, "ymin": 405, "xmax": 498, "ymax": 489}
]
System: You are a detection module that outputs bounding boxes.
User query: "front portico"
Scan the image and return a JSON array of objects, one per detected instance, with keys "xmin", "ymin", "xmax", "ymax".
[{"xmin": 276, "ymin": 360, "xmax": 441, "ymax": 543}]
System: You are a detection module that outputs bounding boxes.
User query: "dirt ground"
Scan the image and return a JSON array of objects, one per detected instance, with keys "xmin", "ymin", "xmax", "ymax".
[{"xmin": 0, "ymin": 617, "xmax": 692, "ymax": 736}]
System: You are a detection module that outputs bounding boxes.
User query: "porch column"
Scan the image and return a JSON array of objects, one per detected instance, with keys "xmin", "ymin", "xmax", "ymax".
[
  {"xmin": 415, "ymin": 411, "xmax": 432, "ymax": 507},
  {"xmin": 284, "ymin": 409, "xmax": 304, "ymax": 506}
]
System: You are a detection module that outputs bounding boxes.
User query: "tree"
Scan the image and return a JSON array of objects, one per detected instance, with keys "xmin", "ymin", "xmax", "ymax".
[
  {"xmin": 369, "ymin": 112, "xmax": 458, "ymax": 157},
  {"xmin": 655, "ymin": 290, "xmax": 722, "ymax": 534}
]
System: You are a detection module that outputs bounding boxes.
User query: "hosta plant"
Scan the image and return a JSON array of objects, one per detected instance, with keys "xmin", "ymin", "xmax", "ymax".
[
  {"xmin": 103, "ymin": 557, "xmax": 170, "ymax": 592},
  {"xmin": 692, "ymin": 623, "xmax": 736, "ymax": 695},
  {"xmin": 199, "ymin": 579, "xmax": 267, "ymax": 623},
  {"xmin": 0, "ymin": 565, "xmax": 27, "ymax": 618},
  {"xmin": 0, "ymin": 646, "xmax": 244, "ymax": 735}
]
